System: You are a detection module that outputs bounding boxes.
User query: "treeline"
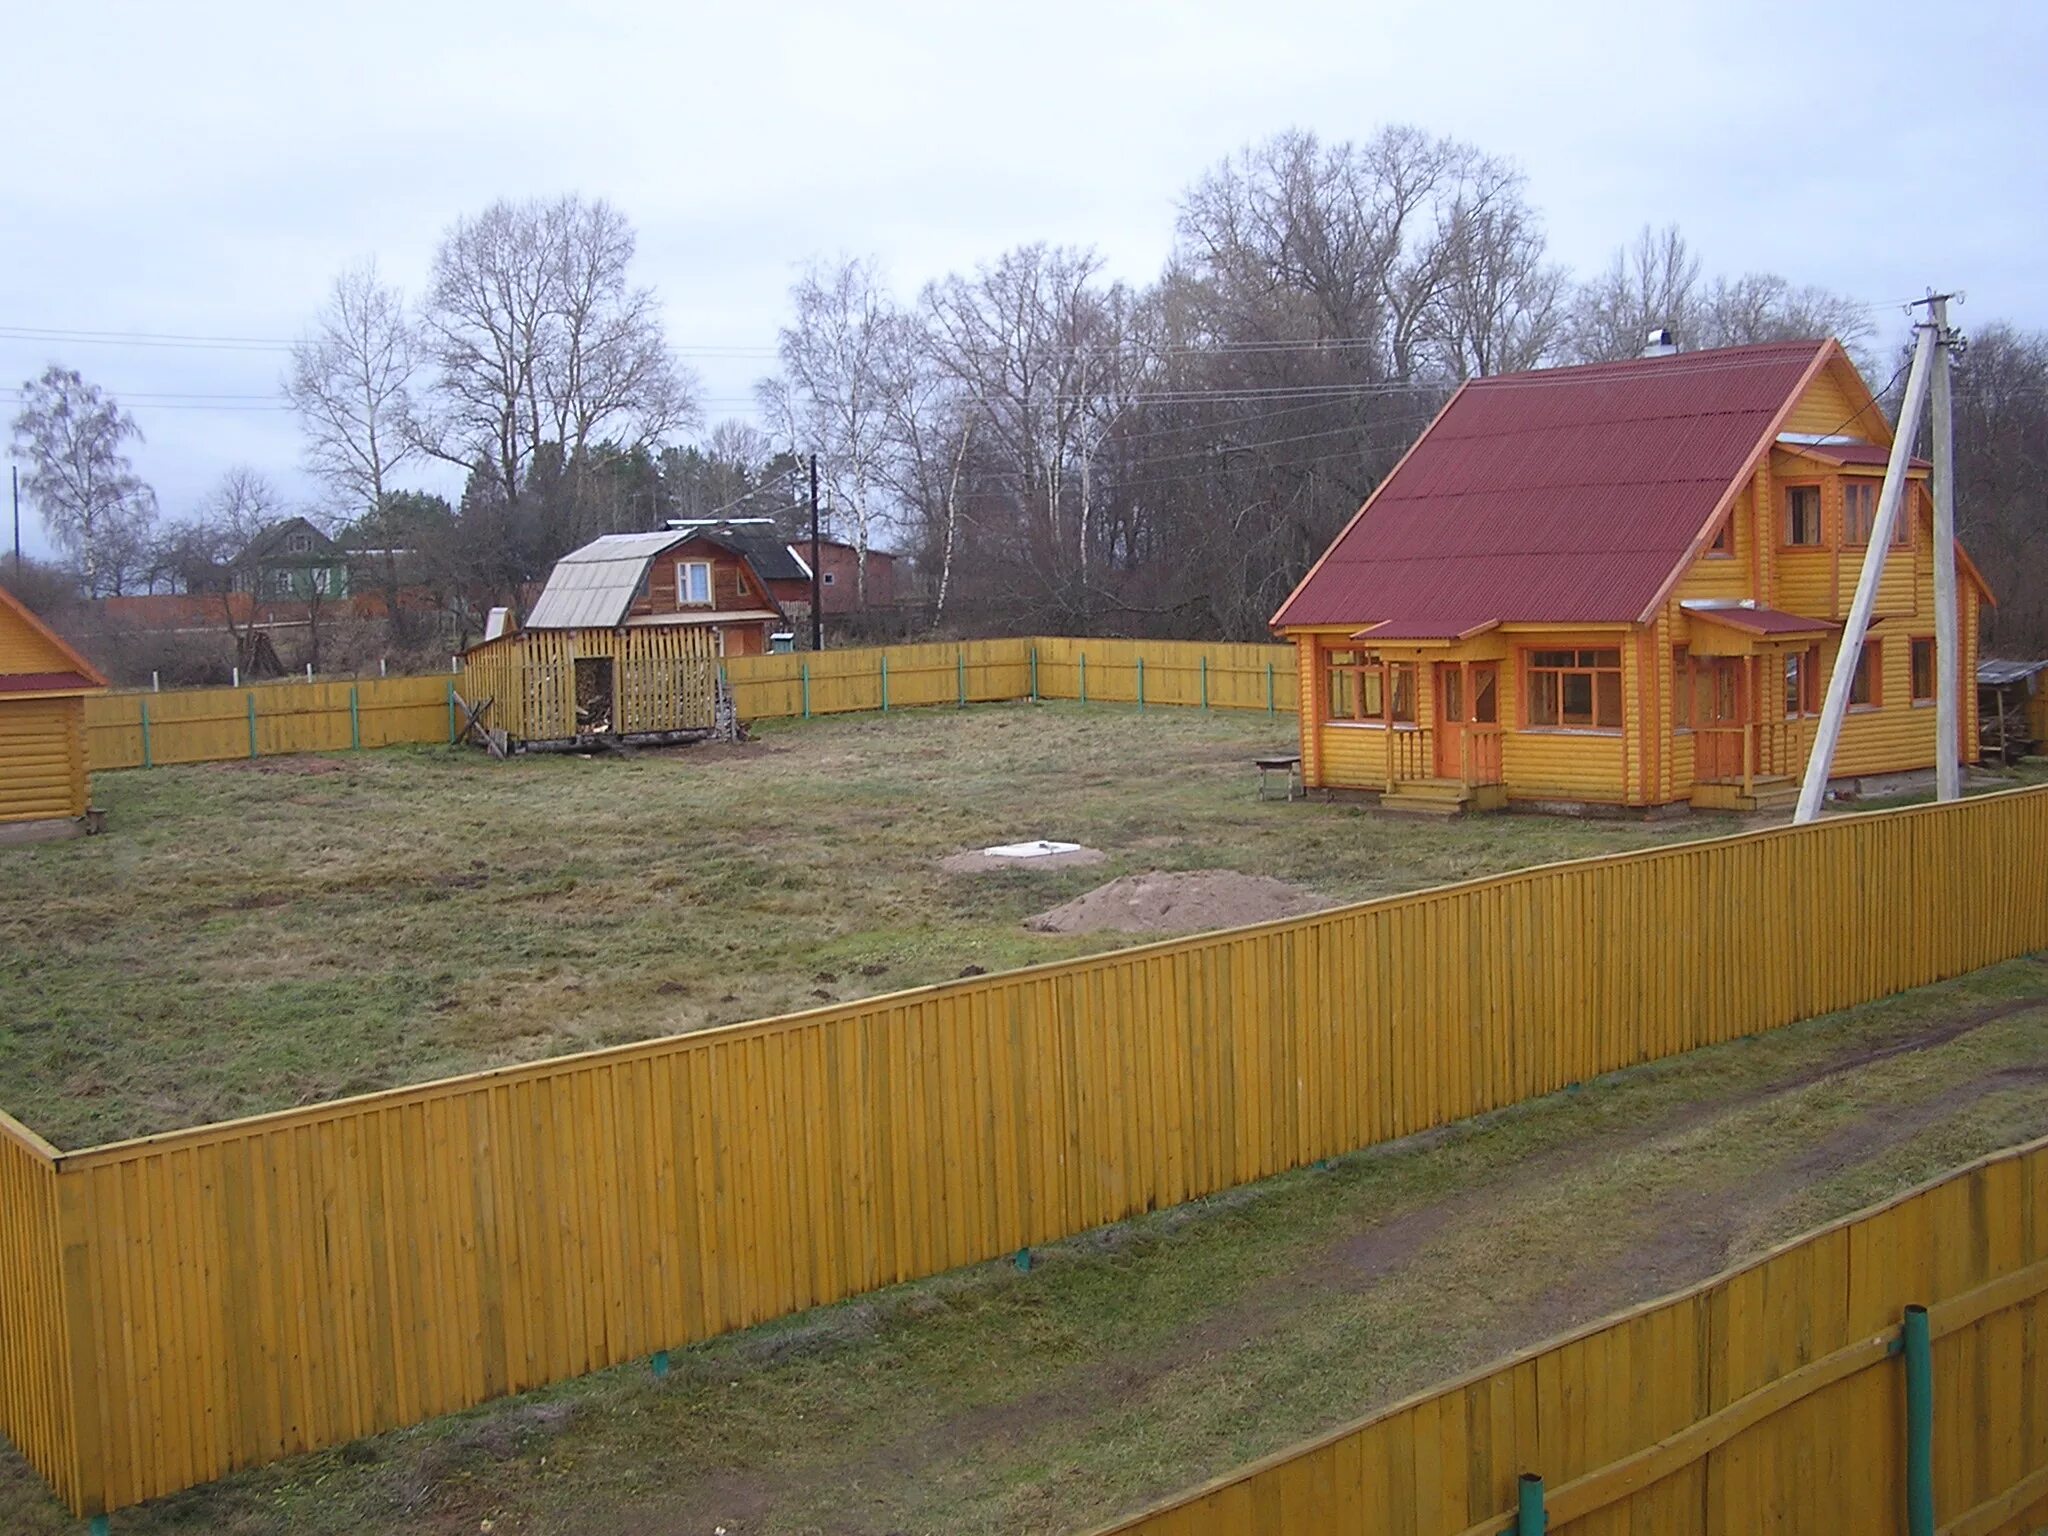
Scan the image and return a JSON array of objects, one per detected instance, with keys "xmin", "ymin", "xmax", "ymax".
[{"xmin": 9, "ymin": 124, "xmax": 2047, "ymax": 659}]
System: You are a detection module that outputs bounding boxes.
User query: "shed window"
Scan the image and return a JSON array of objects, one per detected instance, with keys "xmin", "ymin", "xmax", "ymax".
[
  {"xmin": 1324, "ymin": 649, "xmax": 1415, "ymax": 724},
  {"xmin": 1911, "ymin": 637, "xmax": 1935, "ymax": 703},
  {"xmin": 1785, "ymin": 486, "xmax": 1823, "ymax": 546},
  {"xmin": 822, "ymin": 571, "xmax": 836, "ymax": 586},
  {"xmin": 1847, "ymin": 641, "xmax": 1881, "ymax": 708},
  {"xmin": 678, "ymin": 560, "xmax": 712, "ymax": 606},
  {"xmin": 1526, "ymin": 648, "xmax": 1622, "ymax": 729}
]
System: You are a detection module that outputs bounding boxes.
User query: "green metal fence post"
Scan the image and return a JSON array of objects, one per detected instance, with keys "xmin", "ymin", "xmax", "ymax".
[
  {"xmin": 801, "ymin": 660, "xmax": 811, "ymax": 720},
  {"xmin": 651, "ymin": 1349, "xmax": 671, "ymax": 1380},
  {"xmin": 350, "ymin": 684, "xmax": 361, "ymax": 750},
  {"xmin": 1200, "ymin": 654, "xmax": 1209, "ymax": 710},
  {"xmin": 1029, "ymin": 644, "xmax": 1039, "ymax": 700},
  {"xmin": 1267, "ymin": 661, "xmax": 1276, "ymax": 715},
  {"xmin": 880, "ymin": 654, "xmax": 890, "ymax": 712},
  {"xmin": 445, "ymin": 678, "xmax": 456, "ymax": 744},
  {"xmin": 248, "ymin": 692, "xmax": 260, "ymax": 759},
  {"xmin": 1516, "ymin": 1472, "xmax": 1546, "ymax": 1535},
  {"xmin": 957, "ymin": 648, "xmax": 966, "ymax": 708},
  {"xmin": 1903, "ymin": 1304, "xmax": 1934, "ymax": 1536},
  {"xmin": 90, "ymin": 1516, "xmax": 109, "ymax": 1536},
  {"xmin": 1079, "ymin": 652, "xmax": 1087, "ymax": 705},
  {"xmin": 139, "ymin": 698, "xmax": 153, "ymax": 770},
  {"xmin": 1137, "ymin": 655, "xmax": 1146, "ymax": 712}
]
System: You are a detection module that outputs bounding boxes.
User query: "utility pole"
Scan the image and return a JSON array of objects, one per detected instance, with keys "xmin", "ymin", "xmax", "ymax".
[
  {"xmin": 1795, "ymin": 319, "xmax": 1940, "ymax": 823},
  {"xmin": 808, "ymin": 452, "xmax": 823, "ymax": 652},
  {"xmin": 1927, "ymin": 292, "xmax": 1962, "ymax": 801}
]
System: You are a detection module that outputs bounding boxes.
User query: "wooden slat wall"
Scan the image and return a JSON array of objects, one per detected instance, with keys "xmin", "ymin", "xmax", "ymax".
[
  {"xmin": 12, "ymin": 785, "xmax": 2045, "ymax": 1514},
  {"xmin": 0, "ymin": 1113, "xmax": 75, "ymax": 1512},
  {"xmin": 1087, "ymin": 1136, "xmax": 2048, "ymax": 1536},
  {"xmin": 80, "ymin": 638, "xmax": 1298, "ymax": 774},
  {"xmin": 84, "ymin": 675, "xmax": 454, "ymax": 770}
]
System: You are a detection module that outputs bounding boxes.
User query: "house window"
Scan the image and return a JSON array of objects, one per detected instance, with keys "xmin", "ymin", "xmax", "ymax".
[
  {"xmin": 1526, "ymin": 649, "xmax": 1622, "ymax": 730},
  {"xmin": 735, "ymin": 569, "xmax": 750, "ymax": 598},
  {"xmin": 677, "ymin": 560, "xmax": 712, "ymax": 606},
  {"xmin": 1843, "ymin": 481, "xmax": 1878, "ymax": 545},
  {"xmin": 1785, "ymin": 486, "xmax": 1823, "ymax": 546},
  {"xmin": 288, "ymin": 532, "xmax": 312, "ymax": 554},
  {"xmin": 1780, "ymin": 647, "xmax": 1822, "ymax": 718},
  {"xmin": 312, "ymin": 567, "xmax": 333, "ymax": 596},
  {"xmin": 1911, "ymin": 637, "xmax": 1935, "ymax": 703},
  {"xmin": 1847, "ymin": 641, "xmax": 1881, "ymax": 708},
  {"xmin": 1707, "ymin": 518, "xmax": 1733, "ymax": 557},
  {"xmin": 822, "ymin": 572, "xmax": 836, "ymax": 586},
  {"xmin": 1324, "ymin": 649, "xmax": 1416, "ymax": 724},
  {"xmin": 1672, "ymin": 647, "xmax": 1690, "ymax": 729},
  {"xmin": 1472, "ymin": 667, "xmax": 1498, "ymax": 724},
  {"xmin": 1892, "ymin": 487, "xmax": 1913, "ymax": 548}
]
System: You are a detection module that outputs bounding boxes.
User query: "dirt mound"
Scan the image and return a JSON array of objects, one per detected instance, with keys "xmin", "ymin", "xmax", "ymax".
[{"xmin": 1025, "ymin": 869, "xmax": 1328, "ymax": 935}]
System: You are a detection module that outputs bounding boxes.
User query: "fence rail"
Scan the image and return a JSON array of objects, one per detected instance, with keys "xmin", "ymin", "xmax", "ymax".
[
  {"xmin": 1, "ymin": 784, "xmax": 2043, "ymax": 1514},
  {"xmin": 82, "ymin": 637, "xmax": 1299, "ymax": 774},
  {"xmin": 1087, "ymin": 1134, "xmax": 2048, "ymax": 1536}
]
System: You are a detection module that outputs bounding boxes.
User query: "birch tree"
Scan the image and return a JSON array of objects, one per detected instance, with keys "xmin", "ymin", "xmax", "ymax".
[{"xmin": 9, "ymin": 366, "xmax": 158, "ymax": 596}]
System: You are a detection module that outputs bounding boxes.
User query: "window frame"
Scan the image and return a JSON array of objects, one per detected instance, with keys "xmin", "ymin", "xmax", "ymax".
[
  {"xmin": 1910, "ymin": 636, "xmax": 1935, "ymax": 705},
  {"xmin": 1846, "ymin": 639, "xmax": 1882, "ymax": 711},
  {"xmin": 1842, "ymin": 479, "xmax": 1878, "ymax": 546},
  {"xmin": 1523, "ymin": 646, "xmax": 1624, "ymax": 733},
  {"xmin": 1705, "ymin": 517, "xmax": 1734, "ymax": 558},
  {"xmin": 677, "ymin": 559, "xmax": 714, "ymax": 607},
  {"xmin": 1323, "ymin": 647, "xmax": 1418, "ymax": 728},
  {"xmin": 1782, "ymin": 483, "xmax": 1825, "ymax": 549}
]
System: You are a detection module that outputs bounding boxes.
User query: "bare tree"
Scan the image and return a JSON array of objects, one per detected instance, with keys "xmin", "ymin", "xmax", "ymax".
[
  {"xmin": 758, "ymin": 257, "xmax": 901, "ymax": 607},
  {"xmin": 9, "ymin": 366, "xmax": 158, "ymax": 596},
  {"xmin": 285, "ymin": 261, "xmax": 419, "ymax": 516},
  {"xmin": 1568, "ymin": 225, "xmax": 1705, "ymax": 361},
  {"xmin": 413, "ymin": 195, "xmax": 699, "ymax": 582}
]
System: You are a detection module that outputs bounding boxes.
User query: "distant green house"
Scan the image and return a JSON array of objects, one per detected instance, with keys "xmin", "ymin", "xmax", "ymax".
[{"xmin": 234, "ymin": 517, "xmax": 350, "ymax": 600}]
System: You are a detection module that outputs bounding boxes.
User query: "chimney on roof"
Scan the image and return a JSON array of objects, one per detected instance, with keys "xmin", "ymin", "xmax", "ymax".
[{"xmin": 1641, "ymin": 327, "xmax": 1679, "ymax": 358}]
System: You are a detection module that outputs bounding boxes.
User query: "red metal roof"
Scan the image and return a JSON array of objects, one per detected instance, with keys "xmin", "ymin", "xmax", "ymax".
[
  {"xmin": 1273, "ymin": 340, "xmax": 1833, "ymax": 632},
  {"xmin": 1684, "ymin": 605, "xmax": 1835, "ymax": 637},
  {"xmin": 0, "ymin": 670, "xmax": 99, "ymax": 694},
  {"xmin": 1781, "ymin": 440, "xmax": 1930, "ymax": 471}
]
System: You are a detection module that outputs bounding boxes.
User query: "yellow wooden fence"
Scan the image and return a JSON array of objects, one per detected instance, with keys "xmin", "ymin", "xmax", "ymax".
[
  {"xmin": 1, "ymin": 785, "xmax": 2043, "ymax": 1515},
  {"xmin": 1087, "ymin": 1133, "xmax": 2048, "ymax": 1536},
  {"xmin": 84, "ymin": 674, "xmax": 456, "ymax": 771},
  {"xmin": 81, "ymin": 637, "xmax": 1300, "ymax": 774}
]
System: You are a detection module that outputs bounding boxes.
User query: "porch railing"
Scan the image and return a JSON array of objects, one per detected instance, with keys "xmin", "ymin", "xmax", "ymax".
[{"xmin": 1695, "ymin": 718, "xmax": 1814, "ymax": 795}]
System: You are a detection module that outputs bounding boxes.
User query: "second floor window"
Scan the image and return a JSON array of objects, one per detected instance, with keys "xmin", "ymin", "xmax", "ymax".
[
  {"xmin": 678, "ymin": 561, "xmax": 712, "ymax": 605},
  {"xmin": 1785, "ymin": 486, "xmax": 1823, "ymax": 546},
  {"xmin": 1843, "ymin": 481, "xmax": 1877, "ymax": 545}
]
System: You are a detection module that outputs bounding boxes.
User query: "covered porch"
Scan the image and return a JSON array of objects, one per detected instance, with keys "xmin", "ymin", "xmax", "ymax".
[
  {"xmin": 1679, "ymin": 606, "xmax": 1834, "ymax": 812},
  {"xmin": 1334, "ymin": 623, "xmax": 1509, "ymax": 816}
]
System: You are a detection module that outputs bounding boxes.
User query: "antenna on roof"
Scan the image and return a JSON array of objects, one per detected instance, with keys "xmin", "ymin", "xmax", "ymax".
[{"xmin": 1641, "ymin": 328, "xmax": 1679, "ymax": 359}]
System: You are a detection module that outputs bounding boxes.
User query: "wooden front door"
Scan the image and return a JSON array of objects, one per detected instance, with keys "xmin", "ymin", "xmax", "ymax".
[
  {"xmin": 1692, "ymin": 657, "xmax": 1745, "ymax": 780},
  {"xmin": 1434, "ymin": 662, "xmax": 1499, "ymax": 780}
]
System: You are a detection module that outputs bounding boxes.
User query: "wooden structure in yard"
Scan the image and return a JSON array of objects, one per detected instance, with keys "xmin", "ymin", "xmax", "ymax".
[
  {"xmin": 1274, "ymin": 338, "xmax": 1994, "ymax": 814},
  {"xmin": 1, "ymin": 783, "xmax": 2042, "ymax": 1517},
  {"xmin": 460, "ymin": 622, "xmax": 718, "ymax": 747},
  {"xmin": 1978, "ymin": 657, "xmax": 2047, "ymax": 762},
  {"xmin": 0, "ymin": 584, "xmax": 106, "ymax": 836}
]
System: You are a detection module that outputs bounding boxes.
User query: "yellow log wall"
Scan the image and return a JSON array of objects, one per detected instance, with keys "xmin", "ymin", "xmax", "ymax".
[
  {"xmin": 1086, "ymin": 1134, "xmax": 2048, "ymax": 1536},
  {"xmin": 8, "ymin": 785, "xmax": 2046, "ymax": 1514},
  {"xmin": 0, "ymin": 696, "xmax": 88, "ymax": 821}
]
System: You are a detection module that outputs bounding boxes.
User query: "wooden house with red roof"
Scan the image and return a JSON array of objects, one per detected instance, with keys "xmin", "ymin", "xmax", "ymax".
[
  {"xmin": 0, "ymin": 583, "xmax": 107, "ymax": 834},
  {"xmin": 1271, "ymin": 339, "xmax": 1989, "ymax": 814}
]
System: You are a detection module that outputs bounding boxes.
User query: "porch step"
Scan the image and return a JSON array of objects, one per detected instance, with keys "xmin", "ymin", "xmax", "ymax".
[
  {"xmin": 1691, "ymin": 775, "xmax": 1800, "ymax": 814},
  {"xmin": 1382, "ymin": 778, "xmax": 1477, "ymax": 817}
]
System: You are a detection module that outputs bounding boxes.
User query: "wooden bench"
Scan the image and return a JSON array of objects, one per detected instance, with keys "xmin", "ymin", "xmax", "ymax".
[{"xmin": 1255, "ymin": 753, "xmax": 1302, "ymax": 801}]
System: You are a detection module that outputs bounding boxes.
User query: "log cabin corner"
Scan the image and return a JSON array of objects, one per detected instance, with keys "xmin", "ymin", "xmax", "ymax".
[
  {"xmin": 1270, "ymin": 338, "xmax": 1991, "ymax": 815},
  {"xmin": 0, "ymin": 581, "xmax": 107, "ymax": 840}
]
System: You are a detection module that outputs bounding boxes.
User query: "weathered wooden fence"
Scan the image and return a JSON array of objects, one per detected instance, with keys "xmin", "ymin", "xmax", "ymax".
[
  {"xmin": 81, "ymin": 637, "xmax": 1299, "ymax": 773},
  {"xmin": 1, "ymin": 785, "xmax": 2043, "ymax": 1515},
  {"xmin": 1087, "ymin": 1134, "xmax": 2048, "ymax": 1536}
]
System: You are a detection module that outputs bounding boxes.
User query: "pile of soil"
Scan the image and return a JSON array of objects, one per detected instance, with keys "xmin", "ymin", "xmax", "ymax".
[
  {"xmin": 939, "ymin": 844, "xmax": 1107, "ymax": 874},
  {"xmin": 1025, "ymin": 869, "xmax": 1329, "ymax": 935}
]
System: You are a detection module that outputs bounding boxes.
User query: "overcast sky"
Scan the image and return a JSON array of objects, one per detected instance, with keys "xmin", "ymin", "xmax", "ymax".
[{"xmin": 4, "ymin": 0, "xmax": 2042, "ymax": 561}]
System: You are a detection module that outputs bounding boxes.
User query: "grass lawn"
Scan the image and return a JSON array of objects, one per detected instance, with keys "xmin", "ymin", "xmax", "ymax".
[
  {"xmin": 3, "ymin": 954, "xmax": 2043, "ymax": 1536},
  {"xmin": 0, "ymin": 701, "xmax": 1776, "ymax": 1149}
]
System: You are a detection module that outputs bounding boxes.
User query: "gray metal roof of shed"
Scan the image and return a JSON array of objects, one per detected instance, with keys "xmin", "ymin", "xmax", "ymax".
[
  {"xmin": 525, "ymin": 532, "xmax": 685, "ymax": 629},
  {"xmin": 1978, "ymin": 657, "xmax": 2048, "ymax": 687}
]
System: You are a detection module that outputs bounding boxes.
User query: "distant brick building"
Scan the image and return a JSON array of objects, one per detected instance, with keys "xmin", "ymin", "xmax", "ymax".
[{"xmin": 793, "ymin": 538, "xmax": 897, "ymax": 614}]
